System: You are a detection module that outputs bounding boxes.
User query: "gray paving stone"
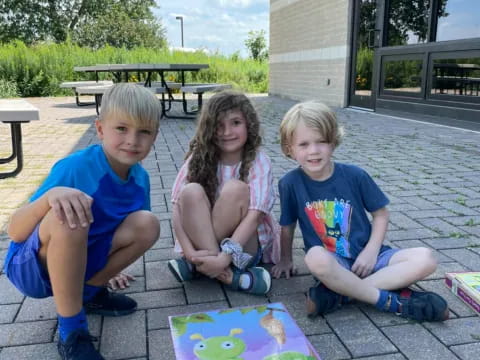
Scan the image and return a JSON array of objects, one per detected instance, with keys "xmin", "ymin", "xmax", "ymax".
[
  {"xmin": 225, "ymin": 289, "xmax": 269, "ymax": 307},
  {"xmin": 440, "ymin": 248, "xmax": 480, "ymax": 270},
  {"xmin": 148, "ymin": 329, "xmax": 176, "ymax": 360},
  {"xmin": 16, "ymin": 296, "xmax": 56, "ymax": 322},
  {"xmin": 307, "ymin": 333, "xmax": 351, "ymax": 360},
  {"xmin": 0, "ymin": 275, "xmax": 24, "ymax": 304},
  {"xmin": 148, "ymin": 301, "xmax": 227, "ymax": 330},
  {"xmin": 269, "ymin": 275, "xmax": 314, "ymax": 297},
  {"xmin": 450, "ymin": 342, "xmax": 480, "ymax": 360},
  {"xmin": 355, "ymin": 354, "xmax": 407, "ymax": 360},
  {"xmin": 144, "ymin": 247, "xmax": 176, "ymax": 262},
  {"xmin": 0, "ymin": 342, "xmax": 58, "ymax": 360},
  {"xmin": 184, "ymin": 277, "xmax": 225, "ymax": 304},
  {"xmin": 145, "ymin": 261, "xmax": 182, "ymax": 290},
  {"xmin": 101, "ymin": 311, "xmax": 146, "ymax": 359},
  {"xmin": 0, "ymin": 320, "xmax": 56, "ymax": 347},
  {"xmin": 417, "ymin": 218, "xmax": 466, "ymax": 236},
  {"xmin": 424, "ymin": 317, "xmax": 480, "ymax": 346},
  {"xmin": 269, "ymin": 293, "xmax": 332, "ymax": 336},
  {"xmin": 0, "ymin": 304, "xmax": 18, "ymax": 324},
  {"xmin": 325, "ymin": 305, "xmax": 396, "ymax": 357},
  {"xmin": 406, "ymin": 209, "xmax": 454, "ymax": 219},
  {"xmin": 383, "ymin": 323, "xmax": 457, "ymax": 360},
  {"xmin": 424, "ymin": 236, "xmax": 480, "ymax": 250},
  {"xmin": 359, "ymin": 304, "xmax": 410, "ymax": 327},
  {"xmin": 386, "ymin": 228, "xmax": 439, "ymax": 241},
  {"xmin": 424, "ymin": 262, "xmax": 468, "ymax": 281},
  {"xmin": 130, "ymin": 289, "xmax": 186, "ymax": 309}
]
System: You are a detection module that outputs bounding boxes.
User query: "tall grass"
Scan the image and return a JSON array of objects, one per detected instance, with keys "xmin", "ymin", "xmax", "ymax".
[{"xmin": 0, "ymin": 41, "xmax": 268, "ymax": 97}]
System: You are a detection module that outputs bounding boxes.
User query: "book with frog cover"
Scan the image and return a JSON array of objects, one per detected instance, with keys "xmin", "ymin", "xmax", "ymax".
[
  {"xmin": 168, "ymin": 302, "xmax": 321, "ymax": 360},
  {"xmin": 445, "ymin": 272, "xmax": 480, "ymax": 315}
]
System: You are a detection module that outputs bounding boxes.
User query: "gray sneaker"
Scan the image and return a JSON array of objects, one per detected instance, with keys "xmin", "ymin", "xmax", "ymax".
[{"xmin": 168, "ymin": 257, "xmax": 196, "ymax": 282}]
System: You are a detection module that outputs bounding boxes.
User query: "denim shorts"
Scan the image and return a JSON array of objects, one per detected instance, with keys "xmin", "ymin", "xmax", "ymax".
[
  {"xmin": 4, "ymin": 225, "xmax": 53, "ymax": 298},
  {"xmin": 332, "ymin": 246, "xmax": 399, "ymax": 273}
]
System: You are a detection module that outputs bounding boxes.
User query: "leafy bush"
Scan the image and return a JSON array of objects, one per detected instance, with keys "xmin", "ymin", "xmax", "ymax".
[
  {"xmin": 0, "ymin": 40, "xmax": 269, "ymax": 96},
  {"xmin": 0, "ymin": 79, "xmax": 18, "ymax": 98}
]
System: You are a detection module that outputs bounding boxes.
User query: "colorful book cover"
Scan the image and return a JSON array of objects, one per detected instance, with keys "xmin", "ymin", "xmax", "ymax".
[
  {"xmin": 445, "ymin": 272, "xmax": 480, "ymax": 315},
  {"xmin": 168, "ymin": 302, "xmax": 321, "ymax": 360}
]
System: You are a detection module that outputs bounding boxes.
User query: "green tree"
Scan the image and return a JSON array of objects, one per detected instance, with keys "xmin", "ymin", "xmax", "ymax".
[
  {"xmin": 0, "ymin": 0, "xmax": 166, "ymax": 48},
  {"xmin": 72, "ymin": 1, "xmax": 166, "ymax": 49},
  {"xmin": 244, "ymin": 30, "xmax": 268, "ymax": 61}
]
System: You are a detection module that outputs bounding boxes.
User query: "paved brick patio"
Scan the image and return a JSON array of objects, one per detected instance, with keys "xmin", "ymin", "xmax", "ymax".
[{"xmin": 1, "ymin": 95, "xmax": 479, "ymax": 359}]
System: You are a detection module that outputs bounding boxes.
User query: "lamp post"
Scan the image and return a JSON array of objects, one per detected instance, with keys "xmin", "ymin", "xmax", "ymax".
[{"xmin": 175, "ymin": 16, "xmax": 184, "ymax": 48}]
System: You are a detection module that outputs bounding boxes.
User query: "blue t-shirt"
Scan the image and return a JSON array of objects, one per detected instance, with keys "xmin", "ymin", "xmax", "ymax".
[
  {"xmin": 278, "ymin": 163, "xmax": 389, "ymax": 259},
  {"xmin": 6, "ymin": 144, "xmax": 151, "ymax": 279}
]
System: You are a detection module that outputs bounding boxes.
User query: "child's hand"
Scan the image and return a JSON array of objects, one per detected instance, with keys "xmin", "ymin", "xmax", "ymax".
[
  {"xmin": 351, "ymin": 247, "xmax": 378, "ymax": 278},
  {"xmin": 191, "ymin": 253, "xmax": 231, "ymax": 278},
  {"xmin": 47, "ymin": 187, "xmax": 93, "ymax": 229},
  {"xmin": 108, "ymin": 272, "xmax": 135, "ymax": 290},
  {"xmin": 271, "ymin": 259, "xmax": 296, "ymax": 279}
]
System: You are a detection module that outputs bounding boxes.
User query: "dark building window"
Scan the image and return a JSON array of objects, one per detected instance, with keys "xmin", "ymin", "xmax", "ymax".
[
  {"xmin": 387, "ymin": 0, "xmax": 431, "ymax": 46},
  {"xmin": 383, "ymin": 58, "xmax": 423, "ymax": 93},
  {"xmin": 435, "ymin": 0, "xmax": 480, "ymax": 42},
  {"xmin": 431, "ymin": 57, "xmax": 480, "ymax": 98}
]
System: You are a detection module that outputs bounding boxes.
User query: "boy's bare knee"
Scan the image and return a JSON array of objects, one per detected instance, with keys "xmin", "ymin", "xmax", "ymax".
[
  {"xmin": 305, "ymin": 246, "xmax": 334, "ymax": 277},
  {"xmin": 417, "ymin": 247, "xmax": 437, "ymax": 274},
  {"xmin": 40, "ymin": 209, "xmax": 90, "ymax": 244},
  {"xmin": 132, "ymin": 211, "xmax": 160, "ymax": 247}
]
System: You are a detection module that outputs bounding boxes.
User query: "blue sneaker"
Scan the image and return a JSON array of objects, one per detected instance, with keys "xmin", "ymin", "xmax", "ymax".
[
  {"xmin": 57, "ymin": 329, "xmax": 104, "ymax": 360},
  {"xmin": 84, "ymin": 288, "xmax": 136, "ymax": 317},
  {"xmin": 395, "ymin": 288, "xmax": 449, "ymax": 322},
  {"xmin": 306, "ymin": 282, "xmax": 348, "ymax": 317}
]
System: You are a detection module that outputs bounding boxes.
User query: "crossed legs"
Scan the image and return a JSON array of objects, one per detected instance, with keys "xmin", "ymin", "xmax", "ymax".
[
  {"xmin": 173, "ymin": 180, "xmax": 258, "ymax": 283},
  {"xmin": 304, "ymin": 246, "xmax": 437, "ymax": 305}
]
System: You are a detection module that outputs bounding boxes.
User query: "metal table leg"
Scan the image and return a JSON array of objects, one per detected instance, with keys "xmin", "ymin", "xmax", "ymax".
[{"xmin": 0, "ymin": 123, "xmax": 25, "ymax": 179}]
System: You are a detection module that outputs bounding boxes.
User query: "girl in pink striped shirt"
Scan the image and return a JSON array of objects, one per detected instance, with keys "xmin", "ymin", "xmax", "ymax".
[{"xmin": 168, "ymin": 91, "xmax": 280, "ymax": 295}]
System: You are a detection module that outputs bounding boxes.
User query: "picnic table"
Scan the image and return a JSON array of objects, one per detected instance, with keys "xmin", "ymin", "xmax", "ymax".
[
  {"xmin": 73, "ymin": 63, "xmax": 230, "ymax": 118},
  {"xmin": 0, "ymin": 99, "xmax": 40, "ymax": 179}
]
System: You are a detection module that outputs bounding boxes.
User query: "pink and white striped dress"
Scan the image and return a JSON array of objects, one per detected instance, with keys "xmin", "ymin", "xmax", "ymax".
[{"xmin": 171, "ymin": 150, "xmax": 281, "ymax": 264}]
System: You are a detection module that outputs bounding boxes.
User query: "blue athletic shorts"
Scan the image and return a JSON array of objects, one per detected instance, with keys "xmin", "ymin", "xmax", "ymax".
[
  {"xmin": 4, "ymin": 225, "xmax": 53, "ymax": 298},
  {"xmin": 4, "ymin": 224, "xmax": 113, "ymax": 299},
  {"xmin": 332, "ymin": 246, "xmax": 399, "ymax": 273}
]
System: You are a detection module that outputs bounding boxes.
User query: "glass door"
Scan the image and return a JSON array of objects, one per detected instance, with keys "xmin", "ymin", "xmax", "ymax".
[{"xmin": 349, "ymin": 0, "xmax": 381, "ymax": 109}]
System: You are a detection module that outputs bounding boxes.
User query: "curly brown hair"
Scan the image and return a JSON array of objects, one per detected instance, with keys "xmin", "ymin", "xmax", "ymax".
[{"xmin": 185, "ymin": 90, "xmax": 262, "ymax": 205}]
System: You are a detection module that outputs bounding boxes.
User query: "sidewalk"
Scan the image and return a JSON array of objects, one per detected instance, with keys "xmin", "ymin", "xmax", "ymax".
[{"xmin": 1, "ymin": 95, "xmax": 479, "ymax": 360}]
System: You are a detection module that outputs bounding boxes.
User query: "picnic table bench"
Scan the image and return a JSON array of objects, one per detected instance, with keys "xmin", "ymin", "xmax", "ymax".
[
  {"xmin": 60, "ymin": 80, "xmax": 113, "ymax": 106},
  {"xmin": 0, "ymin": 99, "xmax": 40, "ymax": 179}
]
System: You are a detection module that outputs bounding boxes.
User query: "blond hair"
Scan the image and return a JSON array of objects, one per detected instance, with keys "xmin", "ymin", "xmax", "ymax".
[
  {"xmin": 280, "ymin": 101, "xmax": 344, "ymax": 157},
  {"xmin": 99, "ymin": 83, "xmax": 161, "ymax": 133}
]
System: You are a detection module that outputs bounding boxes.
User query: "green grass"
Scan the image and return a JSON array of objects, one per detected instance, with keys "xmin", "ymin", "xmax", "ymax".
[{"xmin": 0, "ymin": 40, "xmax": 268, "ymax": 97}]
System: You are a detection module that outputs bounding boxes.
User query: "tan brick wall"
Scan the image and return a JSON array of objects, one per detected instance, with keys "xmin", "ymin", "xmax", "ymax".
[{"xmin": 269, "ymin": 0, "xmax": 352, "ymax": 107}]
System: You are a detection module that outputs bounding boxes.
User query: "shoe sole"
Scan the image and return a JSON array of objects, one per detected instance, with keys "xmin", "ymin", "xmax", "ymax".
[{"xmin": 168, "ymin": 260, "xmax": 185, "ymax": 283}]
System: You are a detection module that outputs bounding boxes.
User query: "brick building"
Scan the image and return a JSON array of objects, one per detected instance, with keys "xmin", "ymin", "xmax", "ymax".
[{"xmin": 269, "ymin": 0, "xmax": 480, "ymax": 122}]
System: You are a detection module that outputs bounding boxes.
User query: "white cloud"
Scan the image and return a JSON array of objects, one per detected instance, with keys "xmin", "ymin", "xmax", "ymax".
[{"xmin": 154, "ymin": 0, "xmax": 269, "ymax": 57}]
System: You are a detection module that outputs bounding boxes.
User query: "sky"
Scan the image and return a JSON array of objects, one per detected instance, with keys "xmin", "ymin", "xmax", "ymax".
[{"xmin": 153, "ymin": 0, "xmax": 269, "ymax": 57}]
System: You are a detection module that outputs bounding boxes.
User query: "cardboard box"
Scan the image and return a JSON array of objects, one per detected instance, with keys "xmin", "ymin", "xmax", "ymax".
[
  {"xmin": 168, "ymin": 302, "xmax": 321, "ymax": 359},
  {"xmin": 445, "ymin": 272, "xmax": 480, "ymax": 315}
]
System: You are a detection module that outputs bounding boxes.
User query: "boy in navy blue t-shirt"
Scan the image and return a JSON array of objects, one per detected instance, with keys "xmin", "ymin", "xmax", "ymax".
[
  {"xmin": 3, "ymin": 83, "xmax": 162, "ymax": 359},
  {"xmin": 272, "ymin": 101, "xmax": 449, "ymax": 322}
]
